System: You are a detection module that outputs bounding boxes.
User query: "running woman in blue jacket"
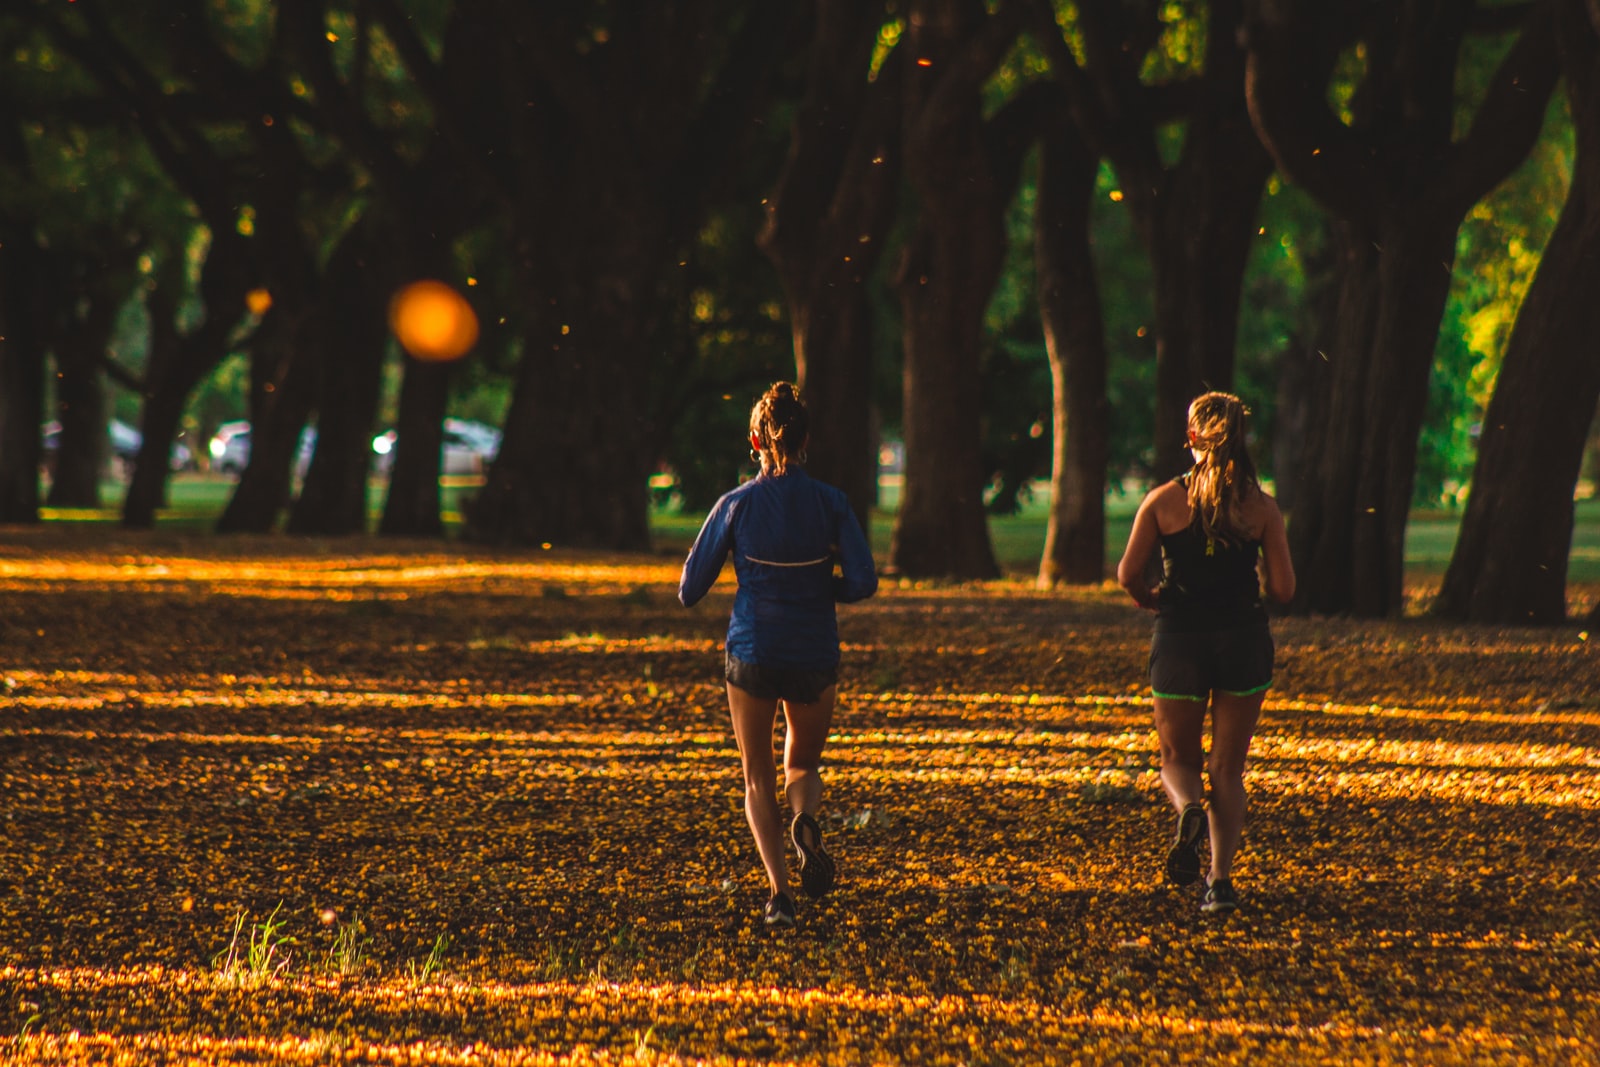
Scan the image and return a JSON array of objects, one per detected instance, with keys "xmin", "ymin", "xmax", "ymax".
[
  {"xmin": 1117, "ymin": 392, "xmax": 1295, "ymax": 915},
  {"xmin": 679, "ymin": 382, "xmax": 878, "ymax": 928}
]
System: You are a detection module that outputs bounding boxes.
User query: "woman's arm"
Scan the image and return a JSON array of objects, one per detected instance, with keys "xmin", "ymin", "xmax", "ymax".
[
  {"xmin": 678, "ymin": 498, "xmax": 733, "ymax": 607},
  {"xmin": 1116, "ymin": 490, "xmax": 1164, "ymax": 611},
  {"xmin": 1257, "ymin": 495, "xmax": 1296, "ymax": 605},
  {"xmin": 833, "ymin": 506, "xmax": 878, "ymax": 603}
]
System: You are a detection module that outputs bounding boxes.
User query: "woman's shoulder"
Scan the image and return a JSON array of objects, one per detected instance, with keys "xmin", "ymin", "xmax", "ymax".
[
  {"xmin": 1239, "ymin": 484, "xmax": 1281, "ymax": 534},
  {"xmin": 1142, "ymin": 479, "xmax": 1191, "ymax": 523}
]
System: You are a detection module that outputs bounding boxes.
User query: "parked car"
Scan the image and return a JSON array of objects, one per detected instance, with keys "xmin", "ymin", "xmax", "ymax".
[
  {"xmin": 208, "ymin": 422, "xmax": 318, "ymax": 479},
  {"xmin": 210, "ymin": 420, "xmax": 495, "ymax": 480},
  {"xmin": 371, "ymin": 418, "xmax": 501, "ymax": 476},
  {"xmin": 208, "ymin": 421, "xmax": 252, "ymax": 476},
  {"xmin": 42, "ymin": 419, "xmax": 192, "ymax": 477}
]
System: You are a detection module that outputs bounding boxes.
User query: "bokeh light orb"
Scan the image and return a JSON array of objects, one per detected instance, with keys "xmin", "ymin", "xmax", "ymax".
[{"xmin": 389, "ymin": 280, "xmax": 479, "ymax": 362}]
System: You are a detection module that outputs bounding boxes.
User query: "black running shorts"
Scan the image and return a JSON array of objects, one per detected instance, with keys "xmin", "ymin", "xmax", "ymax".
[
  {"xmin": 1148, "ymin": 622, "xmax": 1274, "ymax": 702},
  {"xmin": 725, "ymin": 654, "xmax": 838, "ymax": 705}
]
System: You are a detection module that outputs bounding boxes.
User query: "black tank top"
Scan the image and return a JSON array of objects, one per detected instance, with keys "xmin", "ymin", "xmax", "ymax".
[{"xmin": 1155, "ymin": 478, "xmax": 1266, "ymax": 633}]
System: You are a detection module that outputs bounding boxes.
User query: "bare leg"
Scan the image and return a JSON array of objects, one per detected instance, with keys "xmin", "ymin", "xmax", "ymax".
[
  {"xmin": 1152, "ymin": 696, "xmax": 1208, "ymax": 812},
  {"xmin": 781, "ymin": 684, "xmax": 836, "ymax": 818},
  {"xmin": 726, "ymin": 683, "xmax": 788, "ymax": 898},
  {"xmin": 1206, "ymin": 691, "xmax": 1265, "ymax": 882}
]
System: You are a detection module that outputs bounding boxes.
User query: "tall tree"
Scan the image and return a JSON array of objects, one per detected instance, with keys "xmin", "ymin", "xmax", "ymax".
[
  {"xmin": 126, "ymin": 226, "xmax": 259, "ymax": 528},
  {"xmin": 890, "ymin": 0, "xmax": 1037, "ymax": 580},
  {"xmin": 369, "ymin": 3, "xmax": 799, "ymax": 550},
  {"xmin": 42, "ymin": 231, "xmax": 141, "ymax": 509},
  {"xmin": 1030, "ymin": 0, "xmax": 1275, "ymax": 482},
  {"xmin": 1435, "ymin": 0, "xmax": 1600, "ymax": 623},
  {"xmin": 0, "ymin": 70, "xmax": 47, "ymax": 524},
  {"xmin": 1246, "ymin": 0, "xmax": 1559, "ymax": 617},
  {"xmin": 278, "ymin": 0, "xmax": 486, "ymax": 537},
  {"xmin": 758, "ymin": 1, "xmax": 902, "ymax": 531},
  {"xmin": 285, "ymin": 226, "xmax": 391, "ymax": 535},
  {"xmin": 1034, "ymin": 112, "xmax": 1111, "ymax": 586}
]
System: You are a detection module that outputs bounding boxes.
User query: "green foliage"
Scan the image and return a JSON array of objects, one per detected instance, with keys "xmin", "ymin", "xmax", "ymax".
[
  {"xmin": 212, "ymin": 902, "xmax": 296, "ymax": 988},
  {"xmin": 1418, "ymin": 90, "xmax": 1574, "ymax": 504},
  {"xmin": 407, "ymin": 933, "xmax": 450, "ymax": 986}
]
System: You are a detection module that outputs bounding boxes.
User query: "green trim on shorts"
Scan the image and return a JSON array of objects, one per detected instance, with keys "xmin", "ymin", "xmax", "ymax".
[
  {"xmin": 1151, "ymin": 689, "xmax": 1208, "ymax": 702},
  {"xmin": 1219, "ymin": 680, "xmax": 1272, "ymax": 697}
]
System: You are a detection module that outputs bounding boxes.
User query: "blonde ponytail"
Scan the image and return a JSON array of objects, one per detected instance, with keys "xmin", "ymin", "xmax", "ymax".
[{"xmin": 1186, "ymin": 391, "xmax": 1259, "ymax": 545}]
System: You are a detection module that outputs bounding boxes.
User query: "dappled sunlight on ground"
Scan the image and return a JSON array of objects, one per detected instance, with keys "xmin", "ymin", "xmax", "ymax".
[{"xmin": 0, "ymin": 540, "xmax": 1596, "ymax": 1063}]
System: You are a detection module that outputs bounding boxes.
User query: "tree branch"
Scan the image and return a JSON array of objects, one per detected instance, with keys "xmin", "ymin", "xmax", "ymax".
[
  {"xmin": 759, "ymin": 0, "xmax": 892, "ymax": 270},
  {"xmin": 1243, "ymin": 1, "xmax": 1381, "ymax": 221},
  {"xmin": 278, "ymin": 0, "xmax": 408, "ymax": 179},
  {"xmin": 99, "ymin": 354, "xmax": 146, "ymax": 393},
  {"xmin": 910, "ymin": 0, "xmax": 1027, "ymax": 155},
  {"xmin": 1436, "ymin": 0, "xmax": 1561, "ymax": 217},
  {"xmin": 665, "ymin": 1, "xmax": 805, "ymax": 245}
]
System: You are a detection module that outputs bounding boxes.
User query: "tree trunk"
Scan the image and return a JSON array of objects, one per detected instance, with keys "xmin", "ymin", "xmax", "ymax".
[
  {"xmin": 1291, "ymin": 218, "xmax": 1461, "ymax": 616},
  {"xmin": 454, "ymin": 5, "xmax": 793, "ymax": 551},
  {"xmin": 215, "ymin": 314, "xmax": 317, "ymax": 534},
  {"xmin": 469, "ymin": 282, "xmax": 654, "ymax": 550},
  {"xmin": 378, "ymin": 360, "xmax": 450, "ymax": 538},
  {"xmin": 1030, "ymin": 0, "xmax": 1272, "ymax": 482},
  {"xmin": 0, "ymin": 226, "xmax": 44, "ymax": 524},
  {"xmin": 46, "ymin": 337, "xmax": 109, "ymax": 509},
  {"xmin": 1247, "ymin": 0, "xmax": 1560, "ymax": 616},
  {"xmin": 888, "ymin": 0, "xmax": 1026, "ymax": 580},
  {"xmin": 1435, "ymin": 2, "xmax": 1600, "ymax": 623},
  {"xmin": 758, "ymin": 2, "xmax": 902, "ymax": 532},
  {"xmin": 125, "ymin": 233, "xmax": 255, "ymax": 529},
  {"xmin": 1146, "ymin": 3, "xmax": 1274, "ymax": 479},
  {"xmin": 1035, "ymin": 120, "xmax": 1110, "ymax": 587},
  {"xmin": 287, "ymin": 233, "xmax": 391, "ymax": 536},
  {"xmin": 1270, "ymin": 226, "xmax": 1339, "ymax": 512}
]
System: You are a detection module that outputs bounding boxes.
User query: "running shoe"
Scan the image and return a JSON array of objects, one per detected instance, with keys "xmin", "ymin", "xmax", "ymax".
[
  {"xmin": 790, "ymin": 811, "xmax": 836, "ymax": 898},
  {"xmin": 1165, "ymin": 802, "xmax": 1207, "ymax": 886},
  {"xmin": 1202, "ymin": 877, "xmax": 1237, "ymax": 914},
  {"xmin": 764, "ymin": 891, "xmax": 797, "ymax": 928}
]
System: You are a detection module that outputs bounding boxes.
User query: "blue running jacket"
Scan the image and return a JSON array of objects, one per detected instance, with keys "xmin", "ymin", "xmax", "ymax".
[{"xmin": 679, "ymin": 469, "xmax": 877, "ymax": 670}]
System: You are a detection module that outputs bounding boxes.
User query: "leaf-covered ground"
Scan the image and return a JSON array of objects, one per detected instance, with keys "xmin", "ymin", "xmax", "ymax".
[{"xmin": 0, "ymin": 530, "xmax": 1596, "ymax": 1065}]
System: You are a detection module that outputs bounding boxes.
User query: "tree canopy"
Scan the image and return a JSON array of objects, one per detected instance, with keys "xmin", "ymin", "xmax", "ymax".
[{"xmin": 0, "ymin": 0, "xmax": 1592, "ymax": 621}]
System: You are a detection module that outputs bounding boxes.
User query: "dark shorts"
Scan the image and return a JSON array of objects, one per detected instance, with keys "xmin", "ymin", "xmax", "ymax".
[
  {"xmin": 725, "ymin": 654, "xmax": 838, "ymax": 705},
  {"xmin": 1149, "ymin": 622, "xmax": 1274, "ymax": 701}
]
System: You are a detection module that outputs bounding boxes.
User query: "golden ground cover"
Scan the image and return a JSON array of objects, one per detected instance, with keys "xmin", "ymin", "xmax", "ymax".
[{"xmin": 0, "ymin": 531, "xmax": 1596, "ymax": 1065}]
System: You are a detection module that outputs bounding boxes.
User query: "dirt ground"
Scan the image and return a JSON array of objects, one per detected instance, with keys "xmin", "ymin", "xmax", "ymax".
[{"xmin": 0, "ymin": 530, "xmax": 1596, "ymax": 1064}]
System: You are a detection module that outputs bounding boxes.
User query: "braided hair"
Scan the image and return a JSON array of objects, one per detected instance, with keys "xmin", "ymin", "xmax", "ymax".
[
  {"xmin": 1185, "ymin": 391, "xmax": 1259, "ymax": 546},
  {"xmin": 750, "ymin": 381, "xmax": 809, "ymax": 475}
]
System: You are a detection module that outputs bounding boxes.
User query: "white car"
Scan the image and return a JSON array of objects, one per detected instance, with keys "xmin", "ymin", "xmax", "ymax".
[
  {"xmin": 42, "ymin": 419, "xmax": 191, "ymax": 476},
  {"xmin": 208, "ymin": 422, "xmax": 317, "ymax": 479},
  {"xmin": 371, "ymin": 419, "xmax": 501, "ymax": 476},
  {"xmin": 208, "ymin": 421, "xmax": 252, "ymax": 476}
]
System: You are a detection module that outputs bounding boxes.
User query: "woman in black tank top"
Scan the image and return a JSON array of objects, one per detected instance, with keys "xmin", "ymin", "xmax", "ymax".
[{"xmin": 1117, "ymin": 393, "xmax": 1295, "ymax": 916}]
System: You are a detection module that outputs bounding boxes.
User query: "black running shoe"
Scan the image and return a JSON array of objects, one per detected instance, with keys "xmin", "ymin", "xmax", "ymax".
[
  {"xmin": 764, "ymin": 891, "xmax": 796, "ymax": 928},
  {"xmin": 1165, "ymin": 802, "xmax": 1207, "ymax": 886},
  {"xmin": 791, "ymin": 811, "xmax": 836, "ymax": 899},
  {"xmin": 1202, "ymin": 878, "xmax": 1237, "ymax": 915}
]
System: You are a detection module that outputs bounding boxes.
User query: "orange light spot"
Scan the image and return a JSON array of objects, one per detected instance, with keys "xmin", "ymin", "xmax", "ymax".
[
  {"xmin": 388, "ymin": 280, "xmax": 480, "ymax": 362},
  {"xmin": 245, "ymin": 289, "xmax": 273, "ymax": 316},
  {"xmin": 916, "ymin": 57, "xmax": 933, "ymax": 67}
]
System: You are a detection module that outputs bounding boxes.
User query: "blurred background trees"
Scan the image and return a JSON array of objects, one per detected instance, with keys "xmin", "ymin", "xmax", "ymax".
[{"xmin": 0, "ymin": 0, "xmax": 1592, "ymax": 622}]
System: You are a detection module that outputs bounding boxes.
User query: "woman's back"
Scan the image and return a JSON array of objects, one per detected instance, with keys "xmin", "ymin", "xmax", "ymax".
[{"xmin": 679, "ymin": 468, "xmax": 876, "ymax": 669}]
